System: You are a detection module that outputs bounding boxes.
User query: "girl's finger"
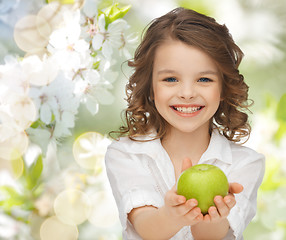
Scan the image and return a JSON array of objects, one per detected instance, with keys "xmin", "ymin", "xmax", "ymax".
[
  {"xmin": 214, "ymin": 196, "xmax": 229, "ymax": 217},
  {"xmin": 185, "ymin": 207, "xmax": 201, "ymax": 220},
  {"xmin": 166, "ymin": 192, "xmax": 186, "ymax": 206},
  {"xmin": 229, "ymin": 182, "xmax": 243, "ymax": 194},
  {"xmin": 208, "ymin": 206, "xmax": 220, "ymax": 221},
  {"xmin": 202, "ymin": 213, "xmax": 211, "ymax": 223},
  {"xmin": 186, "ymin": 199, "xmax": 198, "ymax": 209},
  {"xmin": 174, "ymin": 199, "xmax": 198, "ymax": 216},
  {"xmin": 224, "ymin": 195, "xmax": 236, "ymax": 209},
  {"xmin": 166, "ymin": 185, "xmax": 186, "ymax": 206}
]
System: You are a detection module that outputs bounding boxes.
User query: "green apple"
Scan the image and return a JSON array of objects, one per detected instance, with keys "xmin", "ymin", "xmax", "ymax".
[{"xmin": 177, "ymin": 164, "xmax": 229, "ymax": 215}]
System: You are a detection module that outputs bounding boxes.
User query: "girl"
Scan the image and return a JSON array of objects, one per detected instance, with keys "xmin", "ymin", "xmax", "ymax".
[{"xmin": 105, "ymin": 7, "xmax": 265, "ymax": 240}]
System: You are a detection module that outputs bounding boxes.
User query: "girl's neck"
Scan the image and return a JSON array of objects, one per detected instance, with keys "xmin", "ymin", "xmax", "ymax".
[{"xmin": 161, "ymin": 127, "xmax": 211, "ymax": 167}]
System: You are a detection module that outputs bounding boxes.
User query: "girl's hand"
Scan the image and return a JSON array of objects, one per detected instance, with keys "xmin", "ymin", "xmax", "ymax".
[
  {"xmin": 202, "ymin": 182, "xmax": 244, "ymax": 223},
  {"xmin": 162, "ymin": 158, "xmax": 203, "ymax": 227},
  {"xmin": 163, "ymin": 185, "xmax": 203, "ymax": 226}
]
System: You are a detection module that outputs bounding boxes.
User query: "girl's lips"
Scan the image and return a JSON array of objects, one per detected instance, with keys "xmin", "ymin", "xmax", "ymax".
[{"xmin": 170, "ymin": 104, "xmax": 205, "ymax": 116}]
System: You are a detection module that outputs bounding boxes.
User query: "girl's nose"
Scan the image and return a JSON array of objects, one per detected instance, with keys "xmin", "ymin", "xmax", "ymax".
[{"xmin": 179, "ymin": 82, "xmax": 196, "ymax": 99}]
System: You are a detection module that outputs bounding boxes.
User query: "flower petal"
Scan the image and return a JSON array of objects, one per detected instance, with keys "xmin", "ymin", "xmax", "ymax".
[
  {"xmin": 88, "ymin": 69, "xmax": 100, "ymax": 84},
  {"xmin": 92, "ymin": 34, "xmax": 104, "ymax": 50},
  {"xmin": 97, "ymin": 14, "xmax": 106, "ymax": 31},
  {"xmin": 86, "ymin": 97, "xmax": 99, "ymax": 115},
  {"xmin": 108, "ymin": 19, "xmax": 127, "ymax": 33},
  {"xmin": 102, "ymin": 42, "xmax": 113, "ymax": 59},
  {"xmin": 74, "ymin": 39, "xmax": 90, "ymax": 53},
  {"xmin": 40, "ymin": 103, "xmax": 52, "ymax": 124}
]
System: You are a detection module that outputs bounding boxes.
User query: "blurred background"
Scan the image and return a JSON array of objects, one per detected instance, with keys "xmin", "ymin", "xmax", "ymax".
[{"xmin": 0, "ymin": 0, "xmax": 286, "ymax": 239}]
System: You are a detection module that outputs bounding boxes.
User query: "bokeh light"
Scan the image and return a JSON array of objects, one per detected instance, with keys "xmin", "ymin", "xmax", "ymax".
[
  {"xmin": 73, "ymin": 132, "xmax": 110, "ymax": 170},
  {"xmin": 88, "ymin": 190, "xmax": 119, "ymax": 228},
  {"xmin": 14, "ymin": 15, "xmax": 50, "ymax": 54},
  {"xmin": 37, "ymin": 2, "xmax": 64, "ymax": 37},
  {"xmin": 40, "ymin": 216, "xmax": 78, "ymax": 240},
  {"xmin": 9, "ymin": 95, "xmax": 37, "ymax": 130},
  {"xmin": 0, "ymin": 128, "xmax": 29, "ymax": 161},
  {"xmin": 54, "ymin": 189, "xmax": 91, "ymax": 225}
]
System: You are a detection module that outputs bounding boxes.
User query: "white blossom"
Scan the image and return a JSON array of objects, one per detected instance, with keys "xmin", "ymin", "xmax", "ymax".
[
  {"xmin": 47, "ymin": 9, "xmax": 90, "ymax": 73},
  {"xmin": 0, "ymin": 2, "xmax": 133, "ymax": 237},
  {"xmin": 0, "ymin": 93, "xmax": 36, "ymax": 131},
  {"xmin": 21, "ymin": 55, "xmax": 59, "ymax": 86},
  {"xmin": 0, "ymin": 56, "xmax": 37, "ymax": 160},
  {"xmin": 29, "ymin": 72, "xmax": 80, "ymax": 139},
  {"xmin": 0, "ymin": 55, "xmax": 29, "ymax": 96},
  {"xmin": 72, "ymin": 55, "xmax": 117, "ymax": 115},
  {"xmin": 92, "ymin": 14, "xmax": 130, "ymax": 59},
  {"xmin": 118, "ymin": 32, "xmax": 138, "ymax": 59}
]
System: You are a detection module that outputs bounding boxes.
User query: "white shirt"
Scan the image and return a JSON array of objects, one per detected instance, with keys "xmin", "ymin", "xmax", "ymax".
[{"xmin": 105, "ymin": 130, "xmax": 265, "ymax": 240}]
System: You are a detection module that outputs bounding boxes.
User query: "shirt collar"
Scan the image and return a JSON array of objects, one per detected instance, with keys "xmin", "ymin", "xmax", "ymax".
[
  {"xmin": 199, "ymin": 130, "xmax": 233, "ymax": 165},
  {"xmin": 114, "ymin": 132, "xmax": 161, "ymax": 159},
  {"xmin": 116, "ymin": 129, "xmax": 233, "ymax": 165}
]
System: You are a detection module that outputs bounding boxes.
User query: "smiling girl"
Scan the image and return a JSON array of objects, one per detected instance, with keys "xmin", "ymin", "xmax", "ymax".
[{"xmin": 105, "ymin": 7, "xmax": 265, "ymax": 240}]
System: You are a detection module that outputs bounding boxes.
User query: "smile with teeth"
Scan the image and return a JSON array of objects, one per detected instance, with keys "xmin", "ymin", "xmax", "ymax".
[{"xmin": 172, "ymin": 106, "xmax": 203, "ymax": 113}]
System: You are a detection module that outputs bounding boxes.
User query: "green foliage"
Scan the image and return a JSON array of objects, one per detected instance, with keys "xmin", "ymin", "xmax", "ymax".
[
  {"xmin": 24, "ymin": 155, "xmax": 43, "ymax": 191},
  {"xmin": 30, "ymin": 113, "xmax": 55, "ymax": 131},
  {"xmin": 260, "ymin": 158, "xmax": 286, "ymax": 191},
  {"xmin": 96, "ymin": 2, "xmax": 131, "ymax": 29},
  {"xmin": 30, "ymin": 118, "xmax": 47, "ymax": 129},
  {"xmin": 245, "ymin": 93, "xmax": 286, "ymax": 239},
  {"xmin": 93, "ymin": 60, "xmax": 100, "ymax": 70},
  {"xmin": 0, "ymin": 155, "xmax": 43, "ymax": 219},
  {"xmin": 103, "ymin": 3, "xmax": 131, "ymax": 26},
  {"xmin": 275, "ymin": 93, "xmax": 286, "ymax": 142},
  {"xmin": 258, "ymin": 93, "xmax": 286, "ymax": 192},
  {"xmin": 47, "ymin": 0, "xmax": 75, "ymax": 4},
  {"xmin": 176, "ymin": 0, "xmax": 213, "ymax": 15},
  {"xmin": 264, "ymin": 93, "xmax": 277, "ymax": 111},
  {"xmin": 0, "ymin": 186, "xmax": 26, "ymax": 210}
]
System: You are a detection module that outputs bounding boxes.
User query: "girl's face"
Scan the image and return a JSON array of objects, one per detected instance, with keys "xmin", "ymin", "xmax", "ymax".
[{"xmin": 152, "ymin": 40, "xmax": 222, "ymax": 136}]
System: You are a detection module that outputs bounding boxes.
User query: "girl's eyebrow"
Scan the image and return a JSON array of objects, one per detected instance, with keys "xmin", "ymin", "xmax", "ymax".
[
  {"xmin": 156, "ymin": 69, "xmax": 178, "ymax": 75},
  {"xmin": 156, "ymin": 69, "xmax": 219, "ymax": 75},
  {"xmin": 199, "ymin": 70, "xmax": 220, "ymax": 76}
]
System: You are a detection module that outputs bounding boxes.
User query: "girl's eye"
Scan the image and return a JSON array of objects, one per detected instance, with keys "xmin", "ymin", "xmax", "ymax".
[
  {"xmin": 164, "ymin": 77, "xmax": 178, "ymax": 82},
  {"xmin": 198, "ymin": 77, "xmax": 212, "ymax": 82}
]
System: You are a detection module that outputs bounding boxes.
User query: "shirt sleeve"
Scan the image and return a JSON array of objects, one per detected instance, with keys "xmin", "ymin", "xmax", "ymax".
[
  {"xmin": 105, "ymin": 142, "xmax": 163, "ymax": 239},
  {"xmin": 225, "ymin": 150, "xmax": 265, "ymax": 240}
]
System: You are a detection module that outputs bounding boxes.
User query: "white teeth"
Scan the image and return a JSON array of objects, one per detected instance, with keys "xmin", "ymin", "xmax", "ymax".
[{"xmin": 174, "ymin": 106, "xmax": 201, "ymax": 113}]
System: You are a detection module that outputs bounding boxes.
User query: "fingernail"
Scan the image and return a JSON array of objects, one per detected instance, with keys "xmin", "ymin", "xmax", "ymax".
[
  {"xmin": 190, "ymin": 203, "xmax": 197, "ymax": 207},
  {"xmin": 226, "ymin": 198, "xmax": 231, "ymax": 204},
  {"xmin": 211, "ymin": 209, "xmax": 216, "ymax": 214},
  {"xmin": 216, "ymin": 197, "xmax": 221, "ymax": 203}
]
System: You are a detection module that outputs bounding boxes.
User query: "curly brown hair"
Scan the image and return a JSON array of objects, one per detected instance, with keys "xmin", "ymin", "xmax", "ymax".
[{"xmin": 112, "ymin": 7, "xmax": 252, "ymax": 143}]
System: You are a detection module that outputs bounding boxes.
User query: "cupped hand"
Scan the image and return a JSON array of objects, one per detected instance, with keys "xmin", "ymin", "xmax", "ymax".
[
  {"xmin": 163, "ymin": 158, "xmax": 203, "ymax": 226},
  {"xmin": 202, "ymin": 182, "xmax": 243, "ymax": 223}
]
